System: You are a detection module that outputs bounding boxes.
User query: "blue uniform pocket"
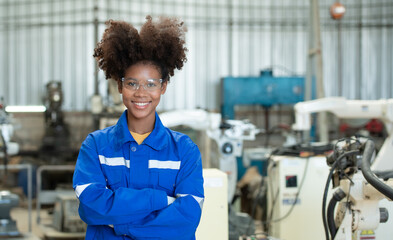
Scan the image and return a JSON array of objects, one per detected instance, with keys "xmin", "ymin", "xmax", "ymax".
[{"xmin": 149, "ymin": 170, "xmax": 177, "ymax": 196}]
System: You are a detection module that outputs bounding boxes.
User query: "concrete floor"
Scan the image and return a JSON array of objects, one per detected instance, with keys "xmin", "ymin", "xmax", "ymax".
[
  {"xmin": 10, "ymin": 207, "xmax": 46, "ymax": 239},
  {"xmin": 10, "ymin": 206, "xmax": 265, "ymax": 240},
  {"xmin": 10, "ymin": 207, "xmax": 85, "ymax": 240}
]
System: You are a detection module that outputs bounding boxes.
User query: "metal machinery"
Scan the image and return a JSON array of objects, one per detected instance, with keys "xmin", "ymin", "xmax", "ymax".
[
  {"xmin": 0, "ymin": 190, "xmax": 20, "ymax": 237},
  {"xmin": 195, "ymin": 169, "xmax": 229, "ymax": 240},
  {"xmin": 159, "ymin": 109, "xmax": 260, "ymax": 203},
  {"xmin": 0, "ymin": 100, "xmax": 21, "ymax": 237},
  {"xmin": 289, "ymin": 97, "xmax": 393, "ymax": 240},
  {"xmin": 34, "ymin": 83, "xmax": 84, "ymax": 239},
  {"xmin": 221, "ymin": 69, "xmax": 309, "ymax": 186},
  {"xmin": 221, "ymin": 69, "xmax": 305, "ymax": 120},
  {"xmin": 324, "ymin": 137, "xmax": 393, "ymax": 240},
  {"xmin": 35, "ymin": 165, "xmax": 85, "ymax": 240},
  {"xmin": 52, "ymin": 194, "xmax": 87, "ymax": 234},
  {"xmin": 40, "ymin": 81, "xmax": 73, "ymax": 163},
  {"xmin": 0, "ymin": 98, "xmax": 19, "ymax": 163},
  {"xmin": 293, "ymin": 97, "xmax": 393, "ymax": 172},
  {"xmin": 267, "ymin": 145, "xmax": 333, "ymax": 240},
  {"xmin": 160, "ymin": 110, "xmax": 260, "ymax": 239}
]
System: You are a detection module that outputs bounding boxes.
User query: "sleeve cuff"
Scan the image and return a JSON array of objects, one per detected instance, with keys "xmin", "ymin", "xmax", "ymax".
[{"xmin": 113, "ymin": 223, "xmax": 128, "ymax": 236}]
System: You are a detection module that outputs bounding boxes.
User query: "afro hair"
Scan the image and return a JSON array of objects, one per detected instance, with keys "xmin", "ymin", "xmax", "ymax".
[{"xmin": 93, "ymin": 15, "xmax": 188, "ymax": 83}]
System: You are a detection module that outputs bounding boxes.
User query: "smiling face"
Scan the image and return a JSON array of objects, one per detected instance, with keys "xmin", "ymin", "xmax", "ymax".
[{"xmin": 119, "ymin": 62, "xmax": 167, "ymax": 131}]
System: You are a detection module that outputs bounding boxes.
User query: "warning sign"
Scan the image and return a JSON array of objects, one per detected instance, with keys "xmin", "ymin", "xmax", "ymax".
[{"xmin": 359, "ymin": 230, "xmax": 375, "ymax": 240}]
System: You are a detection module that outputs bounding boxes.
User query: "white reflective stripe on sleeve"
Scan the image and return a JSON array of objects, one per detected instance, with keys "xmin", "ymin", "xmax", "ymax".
[
  {"xmin": 176, "ymin": 194, "xmax": 204, "ymax": 209},
  {"xmin": 167, "ymin": 196, "xmax": 176, "ymax": 205},
  {"xmin": 99, "ymin": 155, "xmax": 130, "ymax": 168},
  {"xmin": 75, "ymin": 183, "xmax": 92, "ymax": 198},
  {"xmin": 148, "ymin": 160, "xmax": 181, "ymax": 170}
]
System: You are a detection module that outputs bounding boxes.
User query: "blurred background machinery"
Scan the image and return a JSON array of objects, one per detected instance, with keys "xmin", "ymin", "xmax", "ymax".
[
  {"xmin": 221, "ymin": 69, "xmax": 306, "ymax": 121},
  {"xmin": 0, "ymin": 190, "xmax": 20, "ymax": 237},
  {"xmin": 0, "ymin": 0, "xmax": 392, "ymax": 239},
  {"xmin": 39, "ymin": 81, "xmax": 73, "ymax": 164}
]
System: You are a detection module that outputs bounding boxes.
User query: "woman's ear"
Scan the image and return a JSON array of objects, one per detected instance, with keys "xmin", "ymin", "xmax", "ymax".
[{"xmin": 161, "ymin": 81, "xmax": 168, "ymax": 95}]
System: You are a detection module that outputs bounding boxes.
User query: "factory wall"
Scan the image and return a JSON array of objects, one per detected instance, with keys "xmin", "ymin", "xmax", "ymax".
[
  {"xmin": 10, "ymin": 111, "xmax": 94, "ymax": 151},
  {"xmin": 0, "ymin": 0, "xmax": 392, "ymax": 112}
]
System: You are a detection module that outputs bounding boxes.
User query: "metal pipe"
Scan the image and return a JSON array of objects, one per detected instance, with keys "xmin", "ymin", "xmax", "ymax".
[
  {"xmin": 228, "ymin": 0, "xmax": 233, "ymax": 76},
  {"xmin": 93, "ymin": 0, "xmax": 99, "ymax": 95},
  {"xmin": 305, "ymin": 0, "xmax": 314, "ymax": 102},
  {"xmin": 36, "ymin": 164, "xmax": 75, "ymax": 224},
  {"xmin": 310, "ymin": 0, "xmax": 328, "ymax": 143},
  {"xmin": 356, "ymin": 2, "xmax": 362, "ymax": 99},
  {"xmin": 337, "ymin": 19, "xmax": 342, "ymax": 96}
]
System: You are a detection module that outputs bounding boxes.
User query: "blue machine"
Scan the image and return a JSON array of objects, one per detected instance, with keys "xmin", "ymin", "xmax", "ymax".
[
  {"xmin": 221, "ymin": 69, "xmax": 311, "ymax": 181},
  {"xmin": 221, "ymin": 69, "xmax": 306, "ymax": 120}
]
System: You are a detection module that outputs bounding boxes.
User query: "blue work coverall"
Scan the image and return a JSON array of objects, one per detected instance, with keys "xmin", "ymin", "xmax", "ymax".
[{"xmin": 73, "ymin": 111, "xmax": 204, "ymax": 239}]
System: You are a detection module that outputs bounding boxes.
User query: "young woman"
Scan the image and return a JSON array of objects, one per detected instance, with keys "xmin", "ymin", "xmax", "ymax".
[{"xmin": 73, "ymin": 16, "xmax": 204, "ymax": 240}]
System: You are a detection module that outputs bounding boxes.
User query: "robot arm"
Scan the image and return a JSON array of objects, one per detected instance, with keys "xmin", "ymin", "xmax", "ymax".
[
  {"xmin": 327, "ymin": 139, "xmax": 393, "ymax": 240},
  {"xmin": 293, "ymin": 97, "xmax": 393, "ymax": 132},
  {"xmin": 293, "ymin": 97, "xmax": 393, "ymax": 171},
  {"xmin": 159, "ymin": 109, "xmax": 260, "ymax": 142},
  {"xmin": 159, "ymin": 109, "xmax": 222, "ymax": 131},
  {"xmin": 159, "ymin": 109, "xmax": 260, "ymax": 203}
]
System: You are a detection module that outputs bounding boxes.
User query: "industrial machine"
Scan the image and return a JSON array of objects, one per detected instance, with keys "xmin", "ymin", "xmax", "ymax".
[
  {"xmin": 221, "ymin": 69, "xmax": 305, "ymax": 120},
  {"xmin": 195, "ymin": 169, "xmax": 228, "ymax": 240},
  {"xmin": 0, "ymin": 191, "xmax": 20, "ymax": 237},
  {"xmin": 40, "ymin": 81, "xmax": 73, "ymax": 163},
  {"xmin": 160, "ymin": 109, "xmax": 260, "ymax": 203},
  {"xmin": 52, "ymin": 194, "xmax": 86, "ymax": 233},
  {"xmin": 324, "ymin": 137, "xmax": 393, "ymax": 240},
  {"xmin": 0, "ymin": 98, "xmax": 19, "ymax": 161},
  {"xmin": 0, "ymin": 100, "xmax": 22, "ymax": 237},
  {"xmin": 293, "ymin": 97, "xmax": 393, "ymax": 171},
  {"xmin": 160, "ymin": 110, "xmax": 258, "ymax": 239},
  {"xmin": 266, "ymin": 145, "xmax": 333, "ymax": 240},
  {"xmin": 291, "ymin": 97, "xmax": 393, "ymax": 239}
]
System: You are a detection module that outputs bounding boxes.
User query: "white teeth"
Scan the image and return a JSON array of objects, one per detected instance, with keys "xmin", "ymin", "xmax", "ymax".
[{"xmin": 135, "ymin": 102, "xmax": 148, "ymax": 106}]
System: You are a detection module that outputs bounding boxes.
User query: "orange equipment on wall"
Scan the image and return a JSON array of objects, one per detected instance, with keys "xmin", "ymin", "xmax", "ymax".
[{"xmin": 330, "ymin": 2, "xmax": 346, "ymax": 20}]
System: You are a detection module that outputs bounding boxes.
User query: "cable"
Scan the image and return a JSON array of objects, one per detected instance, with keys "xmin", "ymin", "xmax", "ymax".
[
  {"xmin": 322, "ymin": 149, "xmax": 359, "ymax": 240},
  {"xmin": 265, "ymin": 151, "xmax": 281, "ymax": 234},
  {"xmin": 265, "ymin": 156, "xmax": 310, "ymax": 227},
  {"xmin": 264, "ymin": 143, "xmax": 332, "ymax": 235},
  {"xmin": 327, "ymin": 188, "xmax": 346, "ymax": 239},
  {"xmin": 0, "ymin": 129, "xmax": 9, "ymax": 175}
]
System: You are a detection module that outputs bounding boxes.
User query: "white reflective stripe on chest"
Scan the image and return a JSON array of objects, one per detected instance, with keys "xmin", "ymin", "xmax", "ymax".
[
  {"xmin": 148, "ymin": 160, "xmax": 181, "ymax": 170},
  {"xmin": 99, "ymin": 155, "xmax": 130, "ymax": 168}
]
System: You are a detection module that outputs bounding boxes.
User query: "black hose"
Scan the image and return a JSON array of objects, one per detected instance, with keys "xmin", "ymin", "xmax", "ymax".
[
  {"xmin": 0, "ymin": 130, "xmax": 9, "ymax": 174},
  {"xmin": 361, "ymin": 140, "xmax": 393, "ymax": 200},
  {"xmin": 327, "ymin": 188, "xmax": 346, "ymax": 239},
  {"xmin": 322, "ymin": 150, "xmax": 359, "ymax": 240},
  {"xmin": 374, "ymin": 170, "xmax": 393, "ymax": 180},
  {"xmin": 327, "ymin": 198, "xmax": 337, "ymax": 238},
  {"xmin": 323, "ymin": 159, "xmax": 340, "ymax": 240}
]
